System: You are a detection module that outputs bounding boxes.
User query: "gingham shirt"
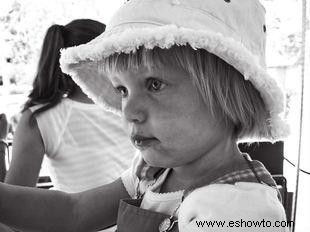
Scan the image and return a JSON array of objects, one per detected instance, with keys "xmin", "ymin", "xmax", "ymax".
[{"xmin": 121, "ymin": 153, "xmax": 279, "ymax": 215}]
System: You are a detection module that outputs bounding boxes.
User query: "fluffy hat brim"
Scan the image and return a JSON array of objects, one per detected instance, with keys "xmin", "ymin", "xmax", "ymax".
[{"xmin": 60, "ymin": 24, "xmax": 290, "ymax": 141}]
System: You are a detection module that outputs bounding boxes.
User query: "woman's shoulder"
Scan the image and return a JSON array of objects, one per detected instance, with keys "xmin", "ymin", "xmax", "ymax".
[
  {"xmin": 13, "ymin": 109, "xmax": 42, "ymax": 147},
  {"xmin": 17, "ymin": 109, "xmax": 36, "ymax": 128},
  {"xmin": 25, "ymin": 101, "xmax": 70, "ymax": 140},
  {"xmin": 28, "ymin": 104, "xmax": 44, "ymax": 113},
  {"xmin": 28, "ymin": 100, "xmax": 71, "ymax": 120},
  {"xmin": 62, "ymin": 98, "xmax": 99, "ymax": 111}
]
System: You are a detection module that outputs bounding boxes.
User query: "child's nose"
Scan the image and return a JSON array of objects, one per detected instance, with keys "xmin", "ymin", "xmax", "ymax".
[{"xmin": 122, "ymin": 95, "xmax": 147, "ymax": 124}]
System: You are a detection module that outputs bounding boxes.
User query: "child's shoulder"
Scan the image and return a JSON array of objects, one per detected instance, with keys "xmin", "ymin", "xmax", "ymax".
[
  {"xmin": 178, "ymin": 183, "xmax": 287, "ymax": 231},
  {"xmin": 182, "ymin": 182, "xmax": 279, "ymax": 207}
]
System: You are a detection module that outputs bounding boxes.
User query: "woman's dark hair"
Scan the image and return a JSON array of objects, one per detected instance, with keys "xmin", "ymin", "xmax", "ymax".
[{"xmin": 23, "ymin": 19, "xmax": 105, "ymax": 117}]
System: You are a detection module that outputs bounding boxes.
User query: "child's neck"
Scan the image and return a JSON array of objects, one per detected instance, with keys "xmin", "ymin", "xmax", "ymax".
[{"xmin": 160, "ymin": 140, "xmax": 243, "ymax": 193}]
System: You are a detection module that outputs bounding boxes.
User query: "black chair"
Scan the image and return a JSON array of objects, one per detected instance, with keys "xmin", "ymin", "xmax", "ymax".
[
  {"xmin": 37, "ymin": 176, "xmax": 53, "ymax": 189},
  {"xmin": 238, "ymin": 141, "xmax": 293, "ymax": 222}
]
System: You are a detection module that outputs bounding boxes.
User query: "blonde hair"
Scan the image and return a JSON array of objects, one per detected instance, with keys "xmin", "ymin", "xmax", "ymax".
[{"xmin": 101, "ymin": 45, "xmax": 271, "ymax": 140}]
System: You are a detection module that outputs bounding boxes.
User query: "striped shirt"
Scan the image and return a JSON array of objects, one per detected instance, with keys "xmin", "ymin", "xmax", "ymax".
[{"xmin": 30, "ymin": 98, "xmax": 135, "ymax": 193}]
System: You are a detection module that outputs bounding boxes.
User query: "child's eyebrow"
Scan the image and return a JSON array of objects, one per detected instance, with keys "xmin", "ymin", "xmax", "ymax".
[
  {"xmin": 108, "ymin": 74, "xmax": 121, "ymax": 84},
  {"xmin": 145, "ymin": 68, "xmax": 167, "ymax": 78}
]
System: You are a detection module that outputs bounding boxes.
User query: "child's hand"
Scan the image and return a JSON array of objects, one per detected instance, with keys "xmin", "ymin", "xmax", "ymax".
[{"xmin": 0, "ymin": 113, "xmax": 9, "ymax": 140}]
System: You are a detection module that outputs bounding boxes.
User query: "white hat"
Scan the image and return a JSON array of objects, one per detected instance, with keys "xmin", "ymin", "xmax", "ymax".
[{"xmin": 60, "ymin": 0, "xmax": 289, "ymax": 141}]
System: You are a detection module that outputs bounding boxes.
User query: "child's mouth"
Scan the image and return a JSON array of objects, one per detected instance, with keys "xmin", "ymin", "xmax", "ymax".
[{"xmin": 131, "ymin": 135, "xmax": 159, "ymax": 149}]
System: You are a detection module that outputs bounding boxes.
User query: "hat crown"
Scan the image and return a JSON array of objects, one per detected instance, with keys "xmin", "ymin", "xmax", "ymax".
[{"xmin": 108, "ymin": 0, "xmax": 267, "ymax": 67}]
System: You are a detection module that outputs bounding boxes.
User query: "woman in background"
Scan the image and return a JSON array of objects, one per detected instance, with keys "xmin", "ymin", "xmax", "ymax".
[{"xmin": 4, "ymin": 19, "xmax": 135, "ymax": 196}]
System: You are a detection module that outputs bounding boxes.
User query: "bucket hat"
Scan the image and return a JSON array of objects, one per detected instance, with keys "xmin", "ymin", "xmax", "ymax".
[{"xmin": 60, "ymin": 0, "xmax": 289, "ymax": 141}]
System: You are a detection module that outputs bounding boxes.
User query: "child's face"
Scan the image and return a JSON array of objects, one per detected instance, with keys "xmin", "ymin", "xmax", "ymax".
[{"xmin": 109, "ymin": 64, "xmax": 231, "ymax": 168}]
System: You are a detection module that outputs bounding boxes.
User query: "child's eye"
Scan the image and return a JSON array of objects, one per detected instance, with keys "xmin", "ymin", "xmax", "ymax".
[
  {"xmin": 115, "ymin": 86, "xmax": 128, "ymax": 97},
  {"xmin": 146, "ymin": 78, "xmax": 166, "ymax": 92}
]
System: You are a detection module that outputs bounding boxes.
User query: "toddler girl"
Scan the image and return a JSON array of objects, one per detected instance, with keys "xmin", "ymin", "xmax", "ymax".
[{"xmin": 0, "ymin": 0, "xmax": 289, "ymax": 231}]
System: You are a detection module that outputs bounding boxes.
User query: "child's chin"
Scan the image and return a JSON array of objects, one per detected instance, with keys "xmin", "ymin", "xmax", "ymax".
[
  {"xmin": 142, "ymin": 151, "xmax": 171, "ymax": 168},
  {"xmin": 141, "ymin": 151, "xmax": 164, "ymax": 167}
]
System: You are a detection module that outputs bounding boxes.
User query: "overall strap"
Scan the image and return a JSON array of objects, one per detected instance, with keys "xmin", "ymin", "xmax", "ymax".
[
  {"xmin": 243, "ymin": 154, "xmax": 265, "ymax": 184},
  {"xmin": 242, "ymin": 154, "xmax": 277, "ymax": 188}
]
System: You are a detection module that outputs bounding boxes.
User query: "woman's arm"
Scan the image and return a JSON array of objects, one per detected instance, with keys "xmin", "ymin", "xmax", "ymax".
[
  {"xmin": 0, "ymin": 177, "xmax": 129, "ymax": 232},
  {"xmin": 4, "ymin": 110, "xmax": 44, "ymax": 186}
]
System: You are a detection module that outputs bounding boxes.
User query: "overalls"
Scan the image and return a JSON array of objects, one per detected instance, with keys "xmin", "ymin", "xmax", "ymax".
[{"xmin": 115, "ymin": 155, "xmax": 278, "ymax": 232}]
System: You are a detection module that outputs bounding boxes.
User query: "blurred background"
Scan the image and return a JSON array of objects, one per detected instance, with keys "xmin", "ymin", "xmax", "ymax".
[{"xmin": 0, "ymin": 0, "xmax": 309, "ymax": 231}]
